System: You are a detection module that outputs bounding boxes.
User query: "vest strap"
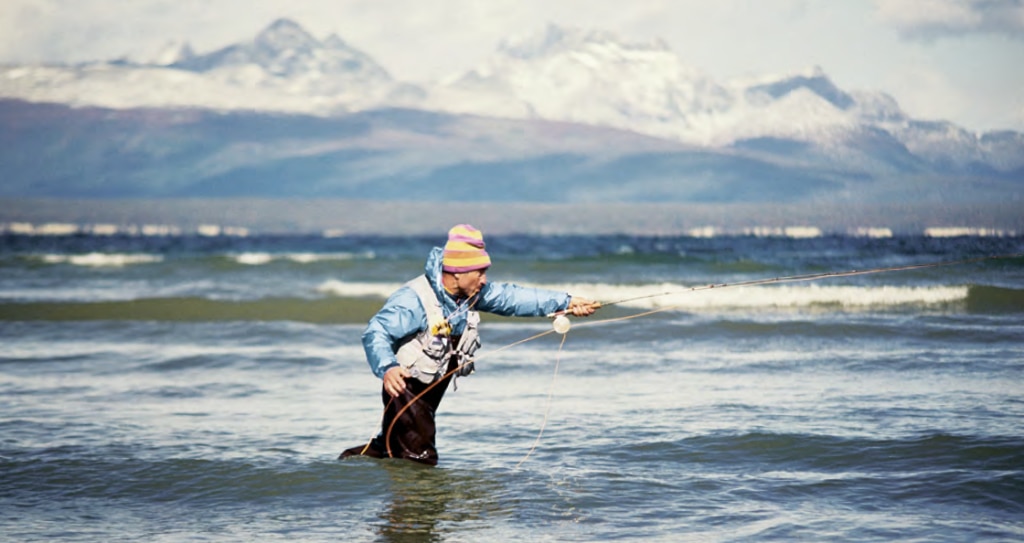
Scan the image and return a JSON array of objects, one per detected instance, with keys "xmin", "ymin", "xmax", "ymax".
[{"xmin": 395, "ymin": 275, "xmax": 481, "ymax": 384}]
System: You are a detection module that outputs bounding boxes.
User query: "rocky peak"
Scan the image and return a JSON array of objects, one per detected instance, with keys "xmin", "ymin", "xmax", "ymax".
[
  {"xmin": 745, "ymin": 66, "xmax": 856, "ymax": 110},
  {"xmin": 498, "ymin": 23, "xmax": 672, "ymax": 60},
  {"xmin": 254, "ymin": 18, "xmax": 320, "ymax": 56}
]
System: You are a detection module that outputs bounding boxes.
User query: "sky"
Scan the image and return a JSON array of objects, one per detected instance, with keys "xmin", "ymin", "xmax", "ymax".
[{"xmin": 1, "ymin": 0, "xmax": 1023, "ymax": 132}]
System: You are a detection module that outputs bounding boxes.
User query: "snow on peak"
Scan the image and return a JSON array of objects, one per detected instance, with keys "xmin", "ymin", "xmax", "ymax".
[
  {"xmin": 0, "ymin": 20, "xmax": 1017, "ymax": 171},
  {"xmin": 252, "ymin": 18, "xmax": 321, "ymax": 62},
  {"xmin": 149, "ymin": 41, "xmax": 195, "ymax": 66},
  {"xmin": 0, "ymin": 18, "xmax": 417, "ymax": 114},
  {"xmin": 323, "ymin": 33, "xmax": 349, "ymax": 50},
  {"xmin": 430, "ymin": 23, "xmax": 731, "ymax": 142},
  {"xmin": 170, "ymin": 17, "xmax": 391, "ymax": 82},
  {"xmin": 429, "ymin": 27, "xmax": 877, "ymax": 145},
  {"xmin": 497, "ymin": 24, "xmax": 670, "ymax": 60}
]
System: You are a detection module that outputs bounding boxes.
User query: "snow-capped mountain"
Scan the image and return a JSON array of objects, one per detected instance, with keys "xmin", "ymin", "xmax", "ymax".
[
  {"xmin": 429, "ymin": 26, "xmax": 865, "ymax": 147},
  {"xmin": 0, "ymin": 18, "xmax": 1021, "ymax": 199},
  {"xmin": 0, "ymin": 18, "xmax": 423, "ymax": 114},
  {"xmin": 173, "ymin": 19, "xmax": 389, "ymax": 83},
  {"xmin": 428, "ymin": 24, "xmax": 733, "ymax": 144},
  {"xmin": 145, "ymin": 41, "xmax": 196, "ymax": 66},
  {"xmin": 428, "ymin": 26, "xmax": 1022, "ymax": 172}
]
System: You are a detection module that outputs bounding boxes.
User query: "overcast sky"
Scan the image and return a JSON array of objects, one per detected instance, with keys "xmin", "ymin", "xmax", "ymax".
[{"xmin": 2, "ymin": 0, "xmax": 1022, "ymax": 132}]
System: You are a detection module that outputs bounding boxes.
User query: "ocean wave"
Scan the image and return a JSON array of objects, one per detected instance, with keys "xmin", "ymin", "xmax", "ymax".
[
  {"xmin": 20, "ymin": 251, "xmax": 373, "ymax": 268},
  {"xmin": 0, "ymin": 297, "xmax": 384, "ymax": 324},
  {"xmin": 33, "ymin": 253, "xmax": 164, "ymax": 267},
  {"xmin": 316, "ymin": 279, "xmax": 404, "ymax": 298},
  {"xmin": 317, "ymin": 276, "xmax": 999, "ymax": 311},
  {"xmin": 588, "ymin": 284, "xmax": 972, "ymax": 311},
  {"xmin": 231, "ymin": 252, "xmax": 370, "ymax": 265},
  {"xmin": 0, "ymin": 284, "xmax": 1017, "ymax": 323},
  {"xmin": 606, "ymin": 433, "xmax": 1024, "ymax": 484},
  {"xmin": 5, "ymin": 221, "xmax": 1018, "ymax": 238},
  {"xmin": 487, "ymin": 282, "xmax": 971, "ymax": 311},
  {"xmin": 317, "ymin": 279, "xmax": 982, "ymax": 311}
]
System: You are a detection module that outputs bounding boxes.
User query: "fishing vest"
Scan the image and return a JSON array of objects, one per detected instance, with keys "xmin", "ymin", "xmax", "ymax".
[{"xmin": 394, "ymin": 275, "xmax": 481, "ymax": 384}]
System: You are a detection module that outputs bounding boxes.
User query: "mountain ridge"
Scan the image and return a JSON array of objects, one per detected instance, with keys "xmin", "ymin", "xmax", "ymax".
[{"xmin": 0, "ymin": 18, "xmax": 1021, "ymax": 204}]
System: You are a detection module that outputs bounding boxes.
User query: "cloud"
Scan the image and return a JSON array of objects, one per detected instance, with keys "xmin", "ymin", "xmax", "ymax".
[
  {"xmin": 874, "ymin": 0, "xmax": 1024, "ymax": 40},
  {"xmin": 884, "ymin": 63, "xmax": 969, "ymax": 122}
]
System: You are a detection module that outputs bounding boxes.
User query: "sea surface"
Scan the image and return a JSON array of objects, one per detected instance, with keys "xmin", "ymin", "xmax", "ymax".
[{"xmin": 2, "ymin": 229, "xmax": 1023, "ymax": 542}]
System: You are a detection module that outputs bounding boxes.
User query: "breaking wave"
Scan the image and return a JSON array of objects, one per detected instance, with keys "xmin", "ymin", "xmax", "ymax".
[
  {"xmin": 230, "ymin": 252, "xmax": 369, "ymax": 265},
  {"xmin": 0, "ymin": 284, "xmax": 1017, "ymax": 323},
  {"xmin": 33, "ymin": 253, "xmax": 164, "ymax": 267},
  {"xmin": 316, "ymin": 280, "xmax": 1000, "ymax": 312}
]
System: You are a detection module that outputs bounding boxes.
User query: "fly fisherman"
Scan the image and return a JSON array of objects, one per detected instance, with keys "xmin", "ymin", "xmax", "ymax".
[{"xmin": 340, "ymin": 224, "xmax": 599, "ymax": 465}]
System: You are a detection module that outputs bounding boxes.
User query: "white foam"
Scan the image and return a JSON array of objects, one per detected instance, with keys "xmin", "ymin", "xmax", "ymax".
[
  {"xmin": 3, "ymin": 222, "xmax": 35, "ymax": 234},
  {"xmin": 234, "ymin": 253, "xmax": 273, "ymax": 265},
  {"xmin": 528, "ymin": 282, "xmax": 969, "ymax": 311},
  {"xmin": 687, "ymin": 226, "xmax": 718, "ymax": 238},
  {"xmin": 232, "ymin": 252, "xmax": 366, "ymax": 265},
  {"xmin": 316, "ymin": 279, "xmax": 402, "ymax": 298},
  {"xmin": 139, "ymin": 224, "xmax": 183, "ymax": 236},
  {"xmin": 39, "ymin": 253, "xmax": 164, "ymax": 267},
  {"xmin": 36, "ymin": 223, "xmax": 80, "ymax": 235},
  {"xmin": 924, "ymin": 227, "xmax": 1016, "ymax": 238},
  {"xmin": 1, "ymin": 222, "xmax": 80, "ymax": 235},
  {"xmin": 196, "ymin": 224, "xmax": 250, "ymax": 237},
  {"xmin": 197, "ymin": 224, "xmax": 222, "ymax": 237},
  {"xmin": 29, "ymin": 223, "xmax": 252, "ymax": 238},
  {"xmin": 88, "ymin": 224, "xmax": 121, "ymax": 236},
  {"xmin": 742, "ymin": 226, "xmax": 823, "ymax": 238},
  {"xmin": 314, "ymin": 278, "xmax": 968, "ymax": 311},
  {"xmin": 850, "ymin": 227, "xmax": 893, "ymax": 238}
]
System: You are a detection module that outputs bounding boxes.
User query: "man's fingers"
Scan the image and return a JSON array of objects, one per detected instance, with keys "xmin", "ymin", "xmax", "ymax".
[
  {"xmin": 569, "ymin": 300, "xmax": 600, "ymax": 316},
  {"xmin": 384, "ymin": 367, "xmax": 408, "ymax": 397}
]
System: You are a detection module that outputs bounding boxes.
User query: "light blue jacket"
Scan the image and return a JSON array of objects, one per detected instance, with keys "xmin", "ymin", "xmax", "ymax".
[{"xmin": 361, "ymin": 246, "xmax": 571, "ymax": 378}]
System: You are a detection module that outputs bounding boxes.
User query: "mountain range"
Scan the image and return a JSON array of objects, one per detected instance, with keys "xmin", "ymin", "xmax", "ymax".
[{"xmin": 1, "ymin": 18, "xmax": 1021, "ymax": 205}]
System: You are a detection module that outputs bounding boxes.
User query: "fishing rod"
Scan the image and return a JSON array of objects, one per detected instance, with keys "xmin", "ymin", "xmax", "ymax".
[
  {"xmin": 377, "ymin": 251, "xmax": 1022, "ymax": 462},
  {"xmin": 548, "ymin": 252, "xmax": 1023, "ymax": 319}
]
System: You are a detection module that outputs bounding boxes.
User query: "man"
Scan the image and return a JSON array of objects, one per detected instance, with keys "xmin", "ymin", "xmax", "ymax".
[{"xmin": 340, "ymin": 224, "xmax": 598, "ymax": 465}]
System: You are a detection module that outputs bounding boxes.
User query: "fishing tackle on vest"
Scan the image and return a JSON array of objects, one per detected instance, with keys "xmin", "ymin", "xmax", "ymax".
[
  {"xmin": 395, "ymin": 275, "xmax": 482, "ymax": 384},
  {"xmin": 453, "ymin": 311, "xmax": 481, "ymax": 377}
]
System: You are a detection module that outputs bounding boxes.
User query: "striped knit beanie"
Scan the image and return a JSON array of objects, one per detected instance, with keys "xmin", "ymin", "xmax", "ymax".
[{"xmin": 442, "ymin": 224, "xmax": 491, "ymax": 272}]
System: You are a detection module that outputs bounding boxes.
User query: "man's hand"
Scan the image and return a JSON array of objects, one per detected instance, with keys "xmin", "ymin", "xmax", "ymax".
[
  {"xmin": 567, "ymin": 297, "xmax": 600, "ymax": 317},
  {"xmin": 383, "ymin": 366, "xmax": 410, "ymax": 397}
]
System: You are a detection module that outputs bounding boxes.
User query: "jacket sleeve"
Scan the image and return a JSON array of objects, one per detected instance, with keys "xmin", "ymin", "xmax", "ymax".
[
  {"xmin": 361, "ymin": 287, "xmax": 427, "ymax": 379},
  {"xmin": 476, "ymin": 282, "xmax": 570, "ymax": 317}
]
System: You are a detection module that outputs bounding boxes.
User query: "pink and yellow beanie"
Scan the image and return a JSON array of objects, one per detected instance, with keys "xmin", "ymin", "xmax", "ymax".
[{"xmin": 442, "ymin": 224, "xmax": 491, "ymax": 272}]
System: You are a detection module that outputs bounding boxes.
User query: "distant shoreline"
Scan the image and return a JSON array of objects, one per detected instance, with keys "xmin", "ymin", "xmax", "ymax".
[{"xmin": 3, "ymin": 198, "xmax": 1021, "ymax": 236}]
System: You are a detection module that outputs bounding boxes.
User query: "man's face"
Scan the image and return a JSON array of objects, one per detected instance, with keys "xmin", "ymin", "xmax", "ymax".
[{"xmin": 453, "ymin": 268, "xmax": 488, "ymax": 299}]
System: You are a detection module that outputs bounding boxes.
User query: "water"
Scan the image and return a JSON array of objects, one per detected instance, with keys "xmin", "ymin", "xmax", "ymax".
[{"xmin": 2, "ymin": 231, "xmax": 1023, "ymax": 542}]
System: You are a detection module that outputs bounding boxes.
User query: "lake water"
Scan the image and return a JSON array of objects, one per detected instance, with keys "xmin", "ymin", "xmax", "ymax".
[{"xmin": 2, "ymin": 230, "xmax": 1022, "ymax": 541}]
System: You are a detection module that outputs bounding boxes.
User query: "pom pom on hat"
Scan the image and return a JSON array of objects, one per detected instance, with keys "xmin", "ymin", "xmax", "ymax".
[{"xmin": 442, "ymin": 224, "xmax": 491, "ymax": 272}]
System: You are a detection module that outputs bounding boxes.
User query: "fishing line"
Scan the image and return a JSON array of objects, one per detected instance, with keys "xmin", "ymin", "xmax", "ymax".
[
  {"xmin": 515, "ymin": 331, "xmax": 568, "ymax": 469},
  {"xmin": 373, "ymin": 251, "xmax": 1021, "ymax": 461},
  {"xmin": 517, "ymin": 251, "xmax": 1022, "ymax": 463},
  {"xmin": 592, "ymin": 252, "xmax": 1023, "ymax": 310},
  {"xmin": 358, "ymin": 397, "xmax": 394, "ymax": 456},
  {"xmin": 378, "ymin": 290, "xmax": 561, "ymax": 459},
  {"xmin": 382, "ymin": 326, "xmax": 556, "ymax": 458},
  {"xmin": 360, "ymin": 287, "xmax": 481, "ymax": 458},
  {"xmin": 540, "ymin": 253, "xmax": 1022, "ymax": 326}
]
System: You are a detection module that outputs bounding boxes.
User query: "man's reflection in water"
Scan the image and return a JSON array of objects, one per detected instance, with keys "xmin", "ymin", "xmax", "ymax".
[{"xmin": 374, "ymin": 460, "xmax": 508, "ymax": 542}]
